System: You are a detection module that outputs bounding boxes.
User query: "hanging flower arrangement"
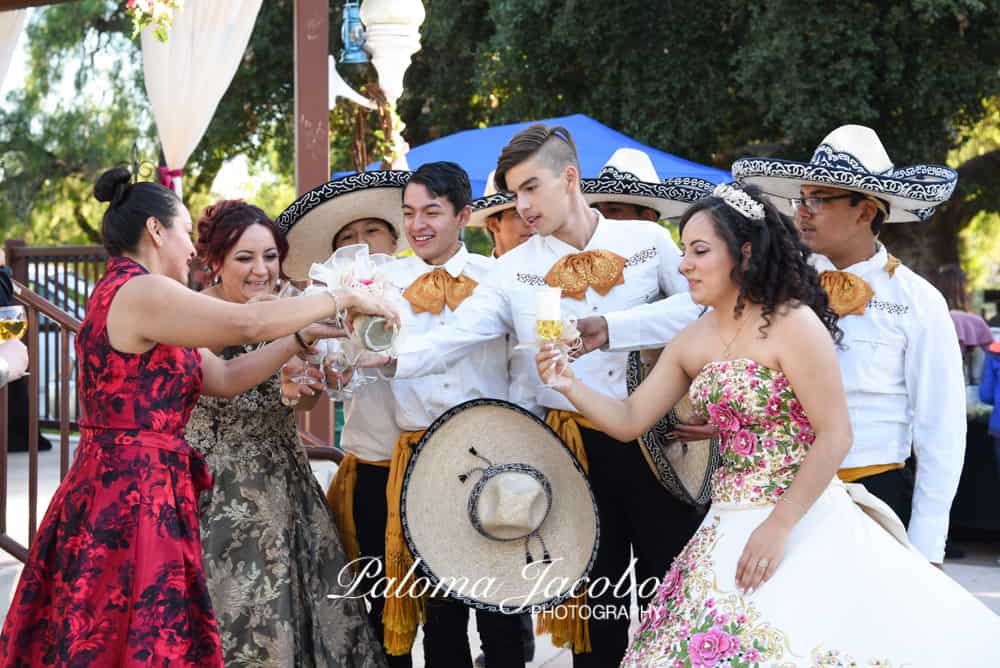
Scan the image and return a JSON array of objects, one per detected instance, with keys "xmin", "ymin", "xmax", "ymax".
[{"xmin": 126, "ymin": 0, "xmax": 184, "ymax": 42}]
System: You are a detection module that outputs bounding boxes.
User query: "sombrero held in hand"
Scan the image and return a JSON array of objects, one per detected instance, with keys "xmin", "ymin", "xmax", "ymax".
[
  {"xmin": 626, "ymin": 350, "xmax": 720, "ymax": 506},
  {"xmin": 401, "ymin": 399, "xmax": 599, "ymax": 613}
]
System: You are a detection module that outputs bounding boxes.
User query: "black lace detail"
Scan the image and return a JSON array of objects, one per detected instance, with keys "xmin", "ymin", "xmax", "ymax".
[{"xmin": 626, "ymin": 247, "xmax": 657, "ymax": 267}]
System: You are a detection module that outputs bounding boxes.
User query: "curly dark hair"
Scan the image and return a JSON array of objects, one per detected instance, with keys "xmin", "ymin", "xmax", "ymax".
[
  {"xmin": 195, "ymin": 199, "xmax": 287, "ymax": 281},
  {"xmin": 678, "ymin": 185, "xmax": 842, "ymax": 344}
]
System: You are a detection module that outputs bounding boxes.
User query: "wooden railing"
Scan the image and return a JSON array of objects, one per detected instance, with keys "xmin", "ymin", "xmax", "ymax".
[
  {"xmin": 4, "ymin": 240, "xmax": 107, "ymax": 429},
  {"xmin": 0, "ymin": 280, "xmax": 79, "ymax": 562},
  {"xmin": 1, "ymin": 272, "xmax": 343, "ymax": 563}
]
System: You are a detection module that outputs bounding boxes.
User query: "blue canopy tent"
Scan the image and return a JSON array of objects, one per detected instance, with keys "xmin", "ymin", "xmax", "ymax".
[{"xmin": 337, "ymin": 113, "xmax": 732, "ymax": 196}]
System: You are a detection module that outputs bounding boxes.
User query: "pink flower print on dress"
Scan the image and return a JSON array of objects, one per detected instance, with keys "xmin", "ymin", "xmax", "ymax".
[
  {"xmin": 772, "ymin": 374, "xmax": 790, "ymax": 392},
  {"xmin": 708, "ymin": 403, "xmax": 741, "ymax": 432},
  {"xmin": 688, "ymin": 626, "xmax": 739, "ymax": 667},
  {"xmin": 731, "ymin": 430, "xmax": 758, "ymax": 457}
]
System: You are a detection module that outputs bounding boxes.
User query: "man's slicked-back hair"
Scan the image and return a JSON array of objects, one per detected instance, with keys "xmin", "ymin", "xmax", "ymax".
[{"xmin": 494, "ymin": 124, "xmax": 580, "ymax": 192}]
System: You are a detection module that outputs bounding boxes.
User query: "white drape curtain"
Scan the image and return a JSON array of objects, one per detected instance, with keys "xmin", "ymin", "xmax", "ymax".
[
  {"xmin": 0, "ymin": 9, "xmax": 29, "ymax": 91},
  {"xmin": 141, "ymin": 0, "xmax": 263, "ymax": 197}
]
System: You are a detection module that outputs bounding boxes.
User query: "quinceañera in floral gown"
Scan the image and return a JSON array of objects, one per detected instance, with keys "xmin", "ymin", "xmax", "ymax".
[{"xmin": 622, "ymin": 359, "xmax": 1000, "ymax": 668}]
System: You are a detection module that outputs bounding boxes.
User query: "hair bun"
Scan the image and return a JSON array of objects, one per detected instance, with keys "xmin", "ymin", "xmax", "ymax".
[{"xmin": 94, "ymin": 167, "xmax": 132, "ymax": 205}]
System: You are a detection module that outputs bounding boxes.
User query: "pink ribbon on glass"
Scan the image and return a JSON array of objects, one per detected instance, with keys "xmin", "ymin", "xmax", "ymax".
[{"xmin": 158, "ymin": 167, "xmax": 184, "ymax": 191}]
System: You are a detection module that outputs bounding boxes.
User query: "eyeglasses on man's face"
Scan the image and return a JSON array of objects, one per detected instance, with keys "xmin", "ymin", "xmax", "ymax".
[{"xmin": 789, "ymin": 194, "xmax": 856, "ymax": 213}]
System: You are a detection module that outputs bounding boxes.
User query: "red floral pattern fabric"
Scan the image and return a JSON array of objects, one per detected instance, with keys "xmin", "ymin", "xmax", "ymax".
[{"xmin": 0, "ymin": 256, "xmax": 223, "ymax": 667}]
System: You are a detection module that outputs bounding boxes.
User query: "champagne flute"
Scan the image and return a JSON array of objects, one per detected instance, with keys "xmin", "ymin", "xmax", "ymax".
[
  {"xmin": 323, "ymin": 339, "xmax": 354, "ymax": 401},
  {"xmin": 0, "ymin": 305, "xmax": 27, "ymax": 342},
  {"xmin": 535, "ymin": 287, "xmax": 568, "ymax": 387}
]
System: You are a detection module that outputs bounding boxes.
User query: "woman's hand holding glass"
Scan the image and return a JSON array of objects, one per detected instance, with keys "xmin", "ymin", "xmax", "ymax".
[
  {"xmin": 279, "ymin": 358, "xmax": 324, "ymax": 407},
  {"xmin": 536, "ymin": 343, "xmax": 576, "ymax": 393}
]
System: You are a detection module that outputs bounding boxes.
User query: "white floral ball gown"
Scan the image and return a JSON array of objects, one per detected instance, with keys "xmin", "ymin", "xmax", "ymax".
[{"xmin": 622, "ymin": 358, "xmax": 1000, "ymax": 668}]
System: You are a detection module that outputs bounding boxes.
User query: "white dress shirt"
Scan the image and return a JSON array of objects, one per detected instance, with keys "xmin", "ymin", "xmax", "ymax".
[
  {"xmin": 387, "ymin": 245, "xmax": 510, "ymax": 431},
  {"xmin": 393, "ymin": 213, "xmax": 698, "ymax": 413},
  {"xmin": 811, "ymin": 245, "xmax": 966, "ymax": 562},
  {"xmin": 339, "ymin": 377, "xmax": 400, "ymax": 461}
]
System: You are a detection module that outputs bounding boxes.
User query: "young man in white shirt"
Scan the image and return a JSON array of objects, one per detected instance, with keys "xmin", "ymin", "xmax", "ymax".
[
  {"xmin": 732, "ymin": 125, "xmax": 965, "ymax": 566},
  {"xmin": 390, "ymin": 161, "xmax": 526, "ymax": 667},
  {"xmin": 384, "ymin": 126, "xmax": 703, "ymax": 666}
]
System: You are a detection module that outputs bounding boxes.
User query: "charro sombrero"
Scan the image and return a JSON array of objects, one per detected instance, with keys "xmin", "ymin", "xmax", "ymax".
[
  {"xmin": 626, "ymin": 349, "xmax": 720, "ymax": 506},
  {"xmin": 469, "ymin": 169, "xmax": 516, "ymax": 228},
  {"xmin": 731, "ymin": 125, "xmax": 958, "ymax": 223},
  {"xmin": 581, "ymin": 148, "xmax": 715, "ymax": 220},
  {"xmin": 275, "ymin": 170, "xmax": 411, "ymax": 279},
  {"xmin": 401, "ymin": 399, "xmax": 599, "ymax": 613}
]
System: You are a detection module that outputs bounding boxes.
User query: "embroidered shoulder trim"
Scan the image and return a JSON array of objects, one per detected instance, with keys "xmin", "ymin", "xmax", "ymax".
[
  {"xmin": 625, "ymin": 247, "xmax": 657, "ymax": 267},
  {"xmin": 516, "ymin": 273, "xmax": 548, "ymax": 287},
  {"xmin": 867, "ymin": 299, "xmax": 909, "ymax": 315}
]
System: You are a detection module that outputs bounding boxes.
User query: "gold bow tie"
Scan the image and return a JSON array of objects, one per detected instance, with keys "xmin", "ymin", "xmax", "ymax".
[
  {"xmin": 820, "ymin": 271, "xmax": 874, "ymax": 316},
  {"xmin": 544, "ymin": 250, "xmax": 626, "ymax": 300},
  {"xmin": 402, "ymin": 268, "xmax": 479, "ymax": 315},
  {"xmin": 819, "ymin": 253, "xmax": 901, "ymax": 317}
]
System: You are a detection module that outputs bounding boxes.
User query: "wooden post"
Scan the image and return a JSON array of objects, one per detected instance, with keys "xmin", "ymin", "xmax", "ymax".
[
  {"xmin": 293, "ymin": 0, "xmax": 335, "ymax": 446},
  {"xmin": 294, "ymin": 0, "xmax": 330, "ymax": 196}
]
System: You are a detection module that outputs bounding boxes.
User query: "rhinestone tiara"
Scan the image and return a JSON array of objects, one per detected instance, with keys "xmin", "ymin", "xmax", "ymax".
[{"xmin": 713, "ymin": 183, "xmax": 765, "ymax": 221}]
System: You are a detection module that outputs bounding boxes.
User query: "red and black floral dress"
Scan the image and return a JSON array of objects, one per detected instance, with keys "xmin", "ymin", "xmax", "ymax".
[{"xmin": 0, "ymin": 256, "xmax": 223, "ymax": 667}]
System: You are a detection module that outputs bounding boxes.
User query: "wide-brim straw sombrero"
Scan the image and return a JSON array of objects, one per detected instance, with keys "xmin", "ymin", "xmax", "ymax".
[
  {"xmin": 469, "ymin": 169, "xmax": 516, "ymax": 228},
  {"xmin": 275, "ymin": 170, "xmax": 411, "ymax": 279},
  {"xmin": 627, "ymin": 350, "xmax": 719, "ymax": 506},
  {"xmin": 401, "ymin": 399, "xmax": 599, "ymax": 613},
  {"xmin": 581, "ymin": 148, "xmax": 715, "ymax": 220},
  {"xmin": 731, "ymin": 125, "xmax": 957, "ymax": 223}
]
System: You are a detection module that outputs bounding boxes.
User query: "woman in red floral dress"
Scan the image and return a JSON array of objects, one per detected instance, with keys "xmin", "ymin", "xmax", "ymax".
[{"xmin": 0, "ymin": 167, "xmax": 396, "ymax": 667}]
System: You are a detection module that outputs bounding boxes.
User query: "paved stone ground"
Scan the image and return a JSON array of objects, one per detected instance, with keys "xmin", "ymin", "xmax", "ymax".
[{"xmin": 1, "ymin": 443, "xmax": 998, "ymax": 667}]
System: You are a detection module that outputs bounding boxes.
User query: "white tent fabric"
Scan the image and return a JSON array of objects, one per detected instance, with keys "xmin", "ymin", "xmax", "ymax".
[
  {"xmin": 0, "ymin": 9, "xmax": 29, "ymax": 91},
  {"xmin": 141, "ymin": 0, "xmax": 263, "ymax": 197}
]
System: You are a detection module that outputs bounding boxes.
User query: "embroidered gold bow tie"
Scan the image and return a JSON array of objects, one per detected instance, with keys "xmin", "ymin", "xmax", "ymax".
[
  {"xmin": 820, "ymin": 271, "xmax": 874, "ymax": 316},
  {"xmin": 544, "ymin": 249, "xmax": 626, "ymax": 300},
  {"xmin": 819, "ymin": 253, "xmax": 901, "ymax": 317},
  {"xmin": 402, "ymin": 268, "xmax": 479, "ymax": 315}
]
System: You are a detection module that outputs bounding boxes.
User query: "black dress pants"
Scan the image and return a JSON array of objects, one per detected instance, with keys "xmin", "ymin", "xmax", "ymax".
[
  {"xmin": 354, "ymin": 462, "xmax": 413, "ymax": 668},
  {"xmin": 421, "ymin": 596, "xmax": 525, "ymax": 667},
  {"xmin": 572, "ymin": 426, "xmax": 706, "ymax": 668}
]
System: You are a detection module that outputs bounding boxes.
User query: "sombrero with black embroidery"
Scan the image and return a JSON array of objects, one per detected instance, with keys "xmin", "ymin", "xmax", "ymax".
[
  {"xmin": 469, "ymin": 169, "xmax": 516, "ymax": 228},
  {"xmin": 626, "ymin": 349, "xmax": 720, "ymax": 506},
  {"xmin": 731, "ymin": 125, "xmax": 958, "ymax": 223},
  {"xmin": 581, "ymin": 148, "xmax": 715, "ymax": 220},
  {"xmin": 275, "ymin": 170, "xmax": 411, "ymax": 279},
  {"xmin": 401, "ymin": 399, "xmax": 599, "ymax": 613}
]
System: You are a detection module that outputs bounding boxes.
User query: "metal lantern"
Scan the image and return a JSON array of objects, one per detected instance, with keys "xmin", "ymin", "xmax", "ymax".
[{"xmin": 340, "ymin": 1, "xmax": 369, "ymax": 64}]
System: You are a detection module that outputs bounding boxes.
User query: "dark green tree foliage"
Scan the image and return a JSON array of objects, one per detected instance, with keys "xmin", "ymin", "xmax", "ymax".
[{"xmin": 4, "ymin": 0, "xmax": 1000, "ymax": 273}]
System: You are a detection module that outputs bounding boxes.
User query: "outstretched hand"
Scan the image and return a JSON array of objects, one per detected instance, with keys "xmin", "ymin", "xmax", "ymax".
[
  {"xmin": 672, "ymin": 415, "xmax": 719, "ymax": 443},
  {"xmin": 341, "ymin": 289, "xmax": 401, "ymax": 330},
  {"xmin": 536, "ymin": 343, "xmax": 575, "ymax": 392},
  {"xmin": 572, "ymin": 316, "xmax": 609, "ymax": 358}
]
